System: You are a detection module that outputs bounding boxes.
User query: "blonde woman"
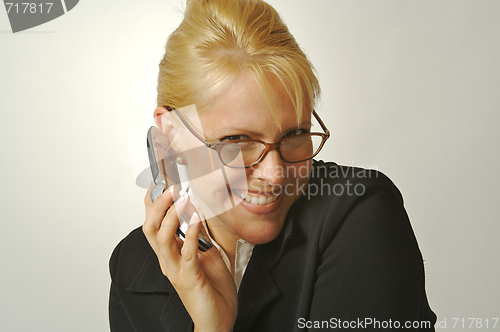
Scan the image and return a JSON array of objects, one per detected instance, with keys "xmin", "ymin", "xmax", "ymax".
[{"xmin": 109, "ymin": 0, "xmax": 436, "ymax": 331}]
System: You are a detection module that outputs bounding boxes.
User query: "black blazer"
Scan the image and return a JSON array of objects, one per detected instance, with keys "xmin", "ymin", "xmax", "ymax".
[{"xmin": 109, "ymin": 161, "xmax": 436, "ymax": 331}]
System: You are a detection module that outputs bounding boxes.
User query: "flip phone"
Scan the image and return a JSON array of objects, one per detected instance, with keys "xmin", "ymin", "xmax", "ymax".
[{"xmin": 147, "ymin": 126, "xmax": 212, "ymax": 252}]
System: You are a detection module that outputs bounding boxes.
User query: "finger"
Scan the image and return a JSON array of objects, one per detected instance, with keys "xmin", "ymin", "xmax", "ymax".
[
  {"xmin": 182, "ymin": 200, "xmax": 198, "ymax": 221},
  {"xmin": 143, "ymin": 187, "xmax": 174, "ymax": 238},
  {"xmin": 161, "ymin": 191, "xmax": 190, "ymax": 231},
  {"xmin": 144, "ymin": 186, "xmax": 173, "ymax": 232},
  {"xmin": 156, "ymin": 193, "xmax": 191, "ymax": 266},
  {"xmin": 144, "ymin": 187, "xmax": 153, "ymax": 213},
  {"xmin": 144, "ymin": 181, "xmax": 157, "ymax": 210},
  {"xmin": 180, "ymin": 212, "xmax": 203, "ymax": 272},
  {"xmin": 199, "ymin": 243, "xmax": 230, "ymax": 277}
]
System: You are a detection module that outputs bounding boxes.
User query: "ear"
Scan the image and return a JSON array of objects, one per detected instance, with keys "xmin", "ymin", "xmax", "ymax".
[
  {"xmin": 153, "ymin": 106, "xmax": 180, "ymax": 151},
  {"xmin": 154, "ymin": 106, "xmax": 169, "ymax": 132},
  {"xmin": 154, "ymin": 106, "xmax": 178, "ymax": 139}
]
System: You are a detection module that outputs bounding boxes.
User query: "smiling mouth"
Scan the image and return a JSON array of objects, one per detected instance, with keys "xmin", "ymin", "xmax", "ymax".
[{"xmin": 233, "ymin": 190, "xmax": 281, "ymax": 205}]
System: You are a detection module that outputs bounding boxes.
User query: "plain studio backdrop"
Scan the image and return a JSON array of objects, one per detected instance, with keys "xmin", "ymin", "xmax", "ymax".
[{"xmin": 1, "ymin": 0, "xmax": 499, "ymax": 331}]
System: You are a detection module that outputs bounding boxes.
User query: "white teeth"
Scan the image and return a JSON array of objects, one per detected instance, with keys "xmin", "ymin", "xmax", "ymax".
[{"xmin": 236, "ymin": 191, "xmax": 280, "ymax": 206}]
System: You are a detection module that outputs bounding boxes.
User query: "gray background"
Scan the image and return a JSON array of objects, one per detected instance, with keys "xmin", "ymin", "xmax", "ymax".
[{"xmin": 1, "ymin": 0, "xmax": 499, "ymax": 331}]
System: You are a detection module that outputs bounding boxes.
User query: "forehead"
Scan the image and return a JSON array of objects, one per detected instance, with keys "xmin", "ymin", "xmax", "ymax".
[{"xmin": 197, "ymin": 74, "xmax": 311, "ymax": 137}]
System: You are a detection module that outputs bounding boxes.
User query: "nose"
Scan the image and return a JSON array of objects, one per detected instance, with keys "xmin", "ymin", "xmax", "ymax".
[{"xmin": 250, "ymin": 148, "xmax": 284, "ymax": 186}]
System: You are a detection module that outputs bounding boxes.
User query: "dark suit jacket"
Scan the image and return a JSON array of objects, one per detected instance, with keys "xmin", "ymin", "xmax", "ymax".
[{"xmin": 109, "ymin": 161, "xmax": 436, "ymax": 331}]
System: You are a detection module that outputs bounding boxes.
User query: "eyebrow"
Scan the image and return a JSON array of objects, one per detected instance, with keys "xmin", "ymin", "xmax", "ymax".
[{"xmin": 210, "ymin": 120, "xmax": 313, "ymax": 140}]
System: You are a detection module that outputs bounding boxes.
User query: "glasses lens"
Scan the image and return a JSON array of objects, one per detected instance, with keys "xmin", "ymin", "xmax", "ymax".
[
  {"xmin": 220, "ymin": 141, "xmax": 267, "ymax": 167},
  {"xmin": 281, "ymin": 134, "xmax": 324, "ymax": 162}
]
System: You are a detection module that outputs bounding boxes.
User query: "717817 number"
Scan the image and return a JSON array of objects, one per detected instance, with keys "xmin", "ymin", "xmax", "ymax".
[
  {"xmin": 5, "ymin": 3, "xmax": 53, "ymax": 14},
  {"xmin": 452, "ymin": 318, "xmax": 499, "ymax": 329}
]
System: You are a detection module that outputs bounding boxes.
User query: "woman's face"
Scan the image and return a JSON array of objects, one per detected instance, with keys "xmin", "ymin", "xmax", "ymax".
[{"xmin": 180, "ymin": 74, "xmax": 312, "ymax": 245}]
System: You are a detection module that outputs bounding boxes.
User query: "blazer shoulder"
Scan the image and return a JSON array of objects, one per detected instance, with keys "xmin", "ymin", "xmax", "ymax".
[
  {"xmin": 301, "ymin": 161, "xmax": 408, "ymax": 251},
  {"xmin": 109, "ymin": 226, "xmax": 151, "ymax": 280},
  {"xmin": 311, "ymin": 160, "xmax": 404, "ymax": 205}
]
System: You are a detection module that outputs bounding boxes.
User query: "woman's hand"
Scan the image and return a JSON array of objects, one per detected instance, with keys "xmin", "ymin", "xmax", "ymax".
[{"xmin": 142, "ymin": 187, "xmax": 238, "ymax": 332}]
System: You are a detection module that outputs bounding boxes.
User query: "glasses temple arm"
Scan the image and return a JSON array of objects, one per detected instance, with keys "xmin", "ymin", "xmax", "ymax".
[
  {"xmin": 164, "ymin": 106, "xmax": 211, "ymax": 147},
  {"xmin": 312, "ymin": 110, "xmax": 330, "ymax": 138}
]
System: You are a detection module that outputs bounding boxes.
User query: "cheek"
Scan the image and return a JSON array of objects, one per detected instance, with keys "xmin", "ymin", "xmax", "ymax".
[
  {"xmin": 295, "ymin": 160, "xmax": 313, "ymax": 178},
  {"xmin": 187, "ymin": 166, "xmax": 248, "ymax": 218},
  {"xmin": 224, "ymin": 166, "xmax": 251, "ymax": 191},
  {"xmin": 284, "ymin": 161, "xmax": 312, "ymax": 198},
  {"xmin": 297, "ymin": 160, "xmax": 312, "ymax": 185},
  {"xmin": 189, "ymin": 174, "xmax": 230, "ymax": 217}
]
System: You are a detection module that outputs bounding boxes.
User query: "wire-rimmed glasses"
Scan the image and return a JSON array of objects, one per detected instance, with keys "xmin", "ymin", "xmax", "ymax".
[{"xmin": 165, "ymin": 106, "xmax": 330, "ymax": 168}]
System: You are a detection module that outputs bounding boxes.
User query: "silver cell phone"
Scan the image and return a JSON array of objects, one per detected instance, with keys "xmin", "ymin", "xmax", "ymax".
[{"xmin": 147, "ymin": 126, "xmax": 212, "ymax": 252}]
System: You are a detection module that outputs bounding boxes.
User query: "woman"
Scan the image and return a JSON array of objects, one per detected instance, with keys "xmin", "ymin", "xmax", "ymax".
[{"xmin": 109, "ymin": 0, "xmax": 436, "ymax": 331}]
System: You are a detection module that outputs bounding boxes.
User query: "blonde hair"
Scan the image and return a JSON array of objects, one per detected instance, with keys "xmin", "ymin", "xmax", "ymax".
[{"xmin": 157, "ymin": 0, "xmax": 320, "ymax": 123}]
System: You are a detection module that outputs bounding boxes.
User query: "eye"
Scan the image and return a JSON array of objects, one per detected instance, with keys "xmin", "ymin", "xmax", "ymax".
[
  {"xmin": 220, "ymin": 134, "xmax": 250, "ymax": 142},
  {"xmin": 283, "ymin": 128, "xmax": 308, "ymax": 138}
]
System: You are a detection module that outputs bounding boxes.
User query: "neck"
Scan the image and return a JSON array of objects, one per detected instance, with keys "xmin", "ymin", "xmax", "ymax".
[{"xmin": 206, "ymin": 217, "xmax": 240, "ymax": 276}]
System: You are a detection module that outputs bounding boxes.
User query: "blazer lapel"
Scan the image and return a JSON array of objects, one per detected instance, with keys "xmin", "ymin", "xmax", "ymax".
[
  {"xmin": 235, "ymin": 252, "xmax": 279, "ymax": 331},
  {"xmin": 127, "ymin": 252, "xmax": 194, "ymax": 332},
  {"xmin": 126, "ymin": 252, "xmax": 172, "ymax": 293}
]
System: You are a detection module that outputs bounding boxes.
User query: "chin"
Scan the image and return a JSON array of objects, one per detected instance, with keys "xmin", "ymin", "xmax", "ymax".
[{"xmin": 235, "ymin": 217, "xmax": 286, "ymax": 245}]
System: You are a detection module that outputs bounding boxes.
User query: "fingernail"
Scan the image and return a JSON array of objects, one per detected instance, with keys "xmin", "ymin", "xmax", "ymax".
[
  {"xmin": 162, "ymin": 186, "xmax": 172, "ymax": 197},
  {"xmin": 176, "ymin": 193, "xmax": 189, "ymax": 205},
  {"xmin": 189, "ymin": 212, "xmax": 201, "ymax": 226}
]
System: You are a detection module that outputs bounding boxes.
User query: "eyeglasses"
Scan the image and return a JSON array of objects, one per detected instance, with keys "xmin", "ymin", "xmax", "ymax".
[{"xmin": 165, "ymin": 106, "xmax": 330, "ymax": 168}]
